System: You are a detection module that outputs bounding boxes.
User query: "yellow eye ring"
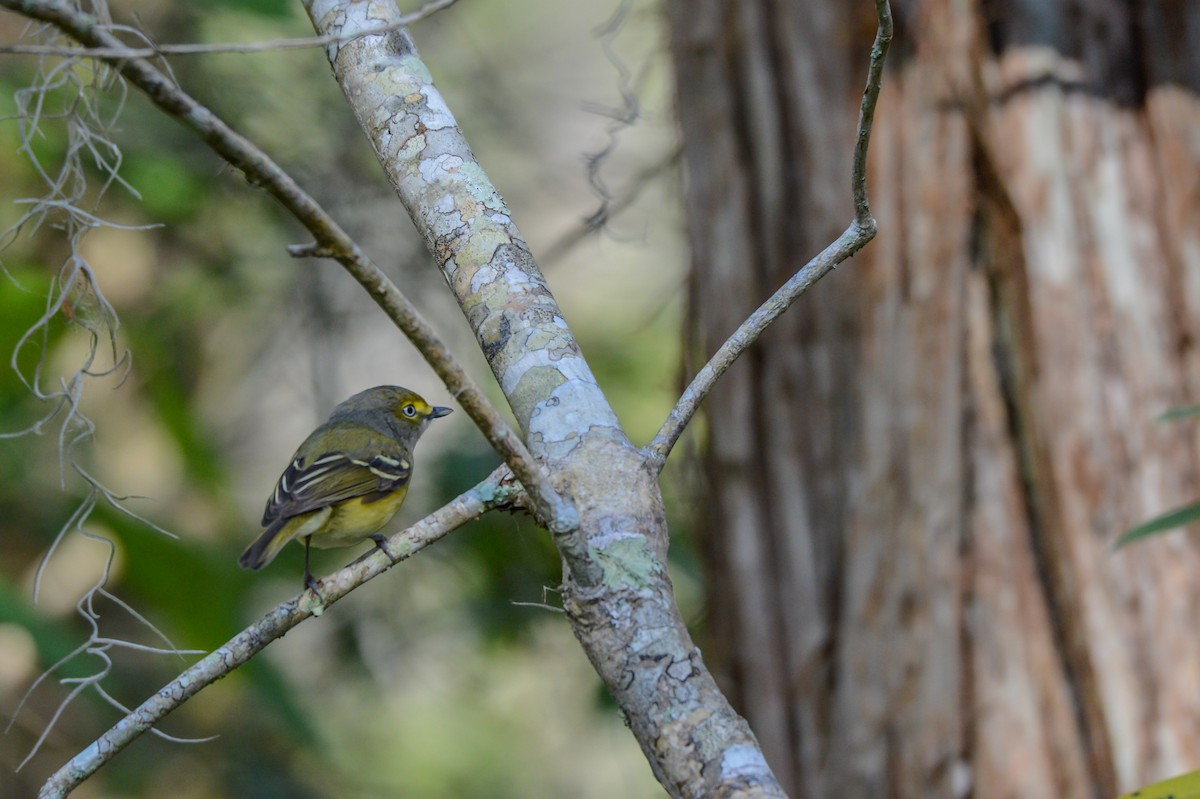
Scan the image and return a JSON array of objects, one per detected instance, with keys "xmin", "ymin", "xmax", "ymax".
[{"xmin": 401, "ymin": 403, "xmax": 417, "ymax": 418}]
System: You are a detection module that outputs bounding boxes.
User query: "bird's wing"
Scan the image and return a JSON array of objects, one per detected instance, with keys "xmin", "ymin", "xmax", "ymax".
[{"xmin": 261, "ymin": 447, "xmax": 412, "ymax": 526}]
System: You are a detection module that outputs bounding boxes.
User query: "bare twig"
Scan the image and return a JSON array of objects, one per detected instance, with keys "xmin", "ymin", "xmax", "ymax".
[
  {"xmin": 0, "ymin": 0, "xmax": 572, "ymax": 534},
  {"xmin": 645, "ymin": 0, "xmax": 893, "ymax": 472},
  {"xmin": 851, "ymin": 1, "xmax": 892, "ymax": 227},
  {"xmin": 35, "ymin": 467, "xmax": 522, "ymax": 799},
  {"xmin": 0, "ymin": 0, "xmax": 457, "ymax": 58}
]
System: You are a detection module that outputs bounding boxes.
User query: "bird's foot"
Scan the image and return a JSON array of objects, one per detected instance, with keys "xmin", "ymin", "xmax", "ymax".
[
  {"xmin": 303, "ymin": 571, "xmax": 326, "ymax": 604},
  {"xmin": 369, "ymin": 534, "xmax": 398, "ymax": 564}
]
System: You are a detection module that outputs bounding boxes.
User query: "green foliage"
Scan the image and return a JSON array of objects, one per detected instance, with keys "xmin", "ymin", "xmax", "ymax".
[
  {"xmin": 1159, "ymin": 404, "xmax": 1200, "ymax": 422},
  {"xmin": 1117, "ymin": 768, "xmax": 1200, "ymax": 799},
  {"xmin": 121, "ymin": 154, "xmax": 210, "ymax": 222},
  {"xmin": 205, "ymin": 0, "xmax": 295, "ymax": 18},
  {"xmin": 1117, "ymin": 404, "xmax": 1200, "ymax": 547},
  {"xmin": 0, "ymin": 268, "xmax": 70, "ymax": 534},
  {"xmin": 1116, "ymin": 501, "xmax": 1200, "ymax": 548}
]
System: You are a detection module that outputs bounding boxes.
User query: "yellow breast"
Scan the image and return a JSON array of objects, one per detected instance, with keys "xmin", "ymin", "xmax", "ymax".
[{"xmin": 307, "ymin": 485, "xmax": 411, "ymax": 549}]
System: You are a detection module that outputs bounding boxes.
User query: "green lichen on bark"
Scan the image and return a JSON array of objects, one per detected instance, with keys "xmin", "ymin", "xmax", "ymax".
[
  {"xmin": 593, "ymin": 535, "xmax": 664, "ymax": 591},
  {"xmin": 510, "ymin": 365, "xmax": 567, "ymax": 432}
]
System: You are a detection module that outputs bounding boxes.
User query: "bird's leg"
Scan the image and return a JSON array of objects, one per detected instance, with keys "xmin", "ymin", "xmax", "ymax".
[
  {"xmin": 302, "ymin": 536, "xmax": 325, "ymax": 601},
  {"xmin": 368, "ymin": 533, "xmax": 398, "ymax": 564},
  {"xmin": 348, "ymin": 534, "xmax": 397, "ymax": 568}
]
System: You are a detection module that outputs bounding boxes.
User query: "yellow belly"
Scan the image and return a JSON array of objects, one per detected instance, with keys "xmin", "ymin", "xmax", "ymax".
[{"xmin": 307, "ymin": 485, "xmax": 410, "ymax": 549}]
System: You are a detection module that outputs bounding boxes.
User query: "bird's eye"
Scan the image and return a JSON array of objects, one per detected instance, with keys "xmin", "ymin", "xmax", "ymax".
[{"xmin": 402, "ymin": 404, "xmax": 417, "ymax": 418}]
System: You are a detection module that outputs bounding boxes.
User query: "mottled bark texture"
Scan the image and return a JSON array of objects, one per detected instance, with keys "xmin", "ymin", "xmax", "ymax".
[
  {"xmin": 671, "ymin": 1, "xmax": 1200, "ymax": 797},
  {"xmin": 301, "ymin": 1, "xmax": 782, "ymax": 796}
]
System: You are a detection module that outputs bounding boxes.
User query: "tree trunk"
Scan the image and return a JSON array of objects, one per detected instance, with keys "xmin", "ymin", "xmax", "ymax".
[{"xmin": 670, "ymin": 1, "xmax": 1200, "ymax": 797}]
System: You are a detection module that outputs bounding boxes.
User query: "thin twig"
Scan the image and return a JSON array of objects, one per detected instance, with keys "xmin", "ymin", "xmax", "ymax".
[
  {"xmin": 36, "ymin": 467, "xmax": 521, "ymax": 799},
  {"xmin": 851, "ymin": 1, "xmax": 892, "ymax": 228},
  {"xmin": 0, "ymin": 0, "xmax": 457, "ymax": 58},
  {"xmin": 644, "ymin": 0, "xmax": 893, "ymax": 472},
  {"xmin": 0, "ymin": 0, "xmax": 571, "ymax": 532},
  {"xmin": 579, "ymin": 0, "xmax": 639, "ymax": 231}
]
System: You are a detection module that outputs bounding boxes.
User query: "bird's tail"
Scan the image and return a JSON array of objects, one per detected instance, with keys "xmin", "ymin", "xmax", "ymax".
[{"xmin": 238, "ymin": 517, "xmax": 294, "ymax": 571}]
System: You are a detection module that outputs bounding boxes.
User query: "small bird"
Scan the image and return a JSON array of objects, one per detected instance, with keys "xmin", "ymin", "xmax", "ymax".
[{"xmin": 239, "ymin": 385, "xmax": 452, "ymax": 592}]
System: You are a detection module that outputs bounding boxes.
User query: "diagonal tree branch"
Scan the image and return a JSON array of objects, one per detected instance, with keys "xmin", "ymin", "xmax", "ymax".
[
  {"xmin": 0, "ymin": 0, "xmax": 574, "ymax": 537},
  {"xmin": 35, "ymin": 466, "xmax": 522, "ymax": 799},
  {"xmin": 645, "ymin": 0, "xmax": 894, "ymax": 472},
  {"xmin": 303, "ymin": 0, "xmax": 603, "ymax": 586},
  {"xmin": 300, "ymin": 2, "xmax": 791, "ymax": 795}
]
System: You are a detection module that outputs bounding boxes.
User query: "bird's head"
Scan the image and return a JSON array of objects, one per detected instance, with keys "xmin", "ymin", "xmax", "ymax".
[{"xmin": 334, "ymin": 385, "xmax": 453, "ymax": 434}]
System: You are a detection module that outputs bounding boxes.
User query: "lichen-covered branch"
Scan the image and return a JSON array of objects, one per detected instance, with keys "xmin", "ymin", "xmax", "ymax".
[
  {"xmin": 301, "ymin": 1, "xmax": 784, "ymax": 795},
  {"xmin": 303, "ymin": 0, "xmax": 597, "ymax": 584},
  {"xmin": 0, "ymin": 0, "xmax": 568, "ymax": 541},
  {"xmin": 35, "ymin": 467, "xmax": 520, "ymax": 799},
  {"xmin": 646, "ymin": 0, "xmax": 893, "ymax": 472}
]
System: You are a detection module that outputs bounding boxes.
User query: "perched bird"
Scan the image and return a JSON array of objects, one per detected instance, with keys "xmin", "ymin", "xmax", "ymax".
[{"xmin": 239, "ymin": 385, "xmax": 452, "ymax": 592}]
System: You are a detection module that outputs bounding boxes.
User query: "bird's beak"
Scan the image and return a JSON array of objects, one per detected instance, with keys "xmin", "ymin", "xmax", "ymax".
[{"xmin": 429, "ymin": 406, "xmax": 453, "ymax": 419}]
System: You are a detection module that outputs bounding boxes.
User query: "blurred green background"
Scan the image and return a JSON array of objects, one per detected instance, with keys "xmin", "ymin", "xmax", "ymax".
[{"xmin": 0, "ymin": 1, "xmax": 699, "ymax": 796}]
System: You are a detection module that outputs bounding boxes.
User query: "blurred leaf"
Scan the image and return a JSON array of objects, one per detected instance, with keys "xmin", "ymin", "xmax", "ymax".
[
  {"xmin": 0, "ymin": 267, "xmax": 61, "ymax": 398},
  {"xmin": 1116, "ymin": 501, "xmax": 1200, "ymax": 548},
  {"xmin": 119, "ymin": 296, "xmax": 229, "ymax": 490},
  {"xmin": 1159, "ymin": 404, "xmax": 1200, "ymax": 422},
  {"xmin": 122, "ymin": 154, "xmax": 209, "ymax": 222},
  {"xmin": 0, "ymin": 266, "xmax": 51, "ymax": 323},
  {"xmin": 145, "ymin": 374, "xmax": 224, "ymax": 488},
  {"xmin": 1117, "ymin": 769, "xmax": 1200, "ymax": 799},
  {"xmin": 206, "ymin": 0, "xmax": 295, "ymax": 18}
]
